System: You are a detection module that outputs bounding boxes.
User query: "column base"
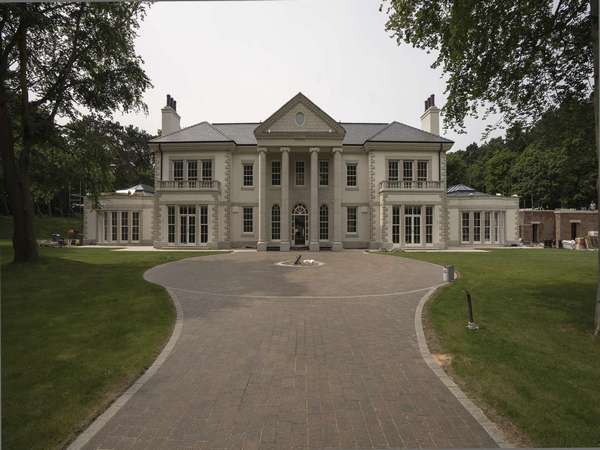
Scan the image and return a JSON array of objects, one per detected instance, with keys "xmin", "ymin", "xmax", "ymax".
[
  {"xmin": 331, "ymin": 241, "xmax": 343, "ymax": 251},
  {"xmin": 257, "ymin": 241, "xmax": 267, "ymax": 251},
  {"xmin": 279, "ymin": 241, "xmax": 290, "ymax": 252},
  {"xmin": 308, "ymin": 241, "xmax": 320, "ymax": 252}
]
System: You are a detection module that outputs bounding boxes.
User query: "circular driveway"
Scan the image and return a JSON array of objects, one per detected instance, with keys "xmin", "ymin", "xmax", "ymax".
[
  {"xmin": 144, "ymin": 251, "xmax": 442, "ymax": 298},
  {"xmin": 80, "ymin": 251, "xmax": 498, "ymax": 450}
]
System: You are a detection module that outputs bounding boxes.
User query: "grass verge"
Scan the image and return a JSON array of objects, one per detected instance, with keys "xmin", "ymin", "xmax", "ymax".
[
  {"xmin": 1, "ymin": 243, "xmax": 222, "ymax": 449},
  {"xmin": 389, "ymin": 249, "xmax": 600, "ymax": 447}
]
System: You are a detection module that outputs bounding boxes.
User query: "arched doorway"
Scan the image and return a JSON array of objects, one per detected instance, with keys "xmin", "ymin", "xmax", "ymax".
[{"xmin": 291, "ymin": 204, "xmax": 308, "ymax": 247}]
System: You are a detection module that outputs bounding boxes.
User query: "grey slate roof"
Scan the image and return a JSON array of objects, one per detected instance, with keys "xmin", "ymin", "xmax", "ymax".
[{"xmin": 150, "ymin": 121, "xmax": 453, "ymax": 146}]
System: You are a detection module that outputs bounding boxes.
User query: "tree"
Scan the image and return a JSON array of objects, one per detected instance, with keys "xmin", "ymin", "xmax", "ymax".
[
  {"xmin": 0, "ymin": 3, "xmax": 151, "ymax": 262},
  {"xmin": 384, "ymin": 0, "xmax": 600, "ymax": 334}
]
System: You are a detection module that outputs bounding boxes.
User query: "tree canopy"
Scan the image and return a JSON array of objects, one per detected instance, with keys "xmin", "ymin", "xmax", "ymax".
[
  {"xmin": 447, "ymin": 97, "xmax": 597, "ymax": 209},
  {"xmin": 384, "ymin": 0, "xmax": 593, "ymax": 131},
  {"xmin": 0, "ymin": 2, "xmax": 151, "ymax": 261}
]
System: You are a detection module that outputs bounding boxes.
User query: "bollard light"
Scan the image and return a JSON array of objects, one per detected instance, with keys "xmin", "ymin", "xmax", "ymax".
[{"xmin": 464, "ymin": 289, "xmax": 479, "ymax": 331}]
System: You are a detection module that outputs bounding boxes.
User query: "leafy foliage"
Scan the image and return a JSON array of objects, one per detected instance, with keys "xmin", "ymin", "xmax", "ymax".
[
  {"xmin": 383, "ymin": 0, "xmax": 593, "ymax": 131},
  {"xmin": 447, "ymin": 97, "xmax": 597, "ymax": 209}
]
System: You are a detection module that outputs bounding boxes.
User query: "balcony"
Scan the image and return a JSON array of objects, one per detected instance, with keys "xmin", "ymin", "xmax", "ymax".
[
  {"xmin": 157, "ymin": 180, "xmax": 221, "ymax": 191},
  {"xmin": 379, "ymin": 180, "xmax": 442, "ymax": 192}
]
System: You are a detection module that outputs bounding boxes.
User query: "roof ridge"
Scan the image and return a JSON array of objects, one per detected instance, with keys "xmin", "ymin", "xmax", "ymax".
[
  {"xmin": 203, "ymin": 121, "xmax": 235, "ymax": 141},
  {"xmin": 212, "ymin": 122, "xmax": 260, "ymax": 125},
  {"xmin": 157, "ymin": 120, "xmax": 208, "ymax": 138},
  {"xmin": 365, "ymin": 121, "xmax": 396, "ymax": 141},
  {"xmin": 393, "ymin": 120, "xmax": 450, "ymax": 140}
]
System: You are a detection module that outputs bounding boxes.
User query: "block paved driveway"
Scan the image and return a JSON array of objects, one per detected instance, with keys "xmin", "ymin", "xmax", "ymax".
[{"xmin": 83, "ymin": 251, "xmax": 497, "ymax": 449}]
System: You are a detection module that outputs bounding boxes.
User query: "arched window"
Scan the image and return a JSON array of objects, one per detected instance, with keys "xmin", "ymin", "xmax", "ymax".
[
  {"xmin": 292, "ymin": 203, "xmax": 308, "ymax": 216},
  {"xmin": 320, "ymin": 204, "xmax": 329, "ymax": 240},
  {"xmin": 271, "ymin": 204, "xmax": 280, "ymax": 240}
]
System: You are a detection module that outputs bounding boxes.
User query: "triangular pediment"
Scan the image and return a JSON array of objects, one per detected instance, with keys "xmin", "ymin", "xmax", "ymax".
[{"xmin": 254, "ymin": 93, "xmax": 346, "ymax": 140}]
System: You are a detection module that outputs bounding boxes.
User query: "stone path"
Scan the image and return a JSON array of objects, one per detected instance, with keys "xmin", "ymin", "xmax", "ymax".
[{"xmin": 79, "ymin": 251, "xmax": 498, "ymax": 449}]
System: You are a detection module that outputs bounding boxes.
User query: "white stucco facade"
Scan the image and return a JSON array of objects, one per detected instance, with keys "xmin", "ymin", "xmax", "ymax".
[{"xmin": 83, "ymin": 93, "xmax": 519, "ymax": 250}]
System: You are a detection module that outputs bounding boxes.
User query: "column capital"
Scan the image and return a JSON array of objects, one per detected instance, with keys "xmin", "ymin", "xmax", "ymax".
[
  {"xmin": 309, "ymin": 147, "xmax": 320, "ymax": 153},
  {"xmin": 280, "ymin": 147, "xmax": 290, "ymax": 153},
  {"xmin": 332, "ymin": 147, "xmax": 343, "ymax": 154},
  {"xmin": 257, "ymin": 147, "xmax": 268, "ymax": 154}
]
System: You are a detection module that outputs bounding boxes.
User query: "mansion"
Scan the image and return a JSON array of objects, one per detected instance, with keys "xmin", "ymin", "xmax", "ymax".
[{"xmin": 83, "ymin": 93, "xmax": 519, "ymax": 250}]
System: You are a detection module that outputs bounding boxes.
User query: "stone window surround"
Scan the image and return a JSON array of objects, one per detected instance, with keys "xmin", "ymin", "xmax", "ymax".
[
  {"xmin": 164, "ymin": 204, "xmax": 211, "ymax": 245},
  {"xmin": 169, "ymin": 157, "xmax": 214, "ymax": 181},
  {"xmin": 102, "ymin": 209, "xmax": 142, "ymax": 244},
  {"xmin": 387, "ymin": 203, "xmax": 438, "ymax": 247},
  {"xmin": 241, "ymin": 160, "xmax": 255, "ymax": 189},
  {"xmin": 460, "ymin": 209, "xmax": 505, "ymax": 244},
  {"xmin": 345, "ymin": 160, "xmax": 358, "ymax": 190},
  {"xmin": 385, "ymin": 157, "xmax": 433, "ymax": 182}
]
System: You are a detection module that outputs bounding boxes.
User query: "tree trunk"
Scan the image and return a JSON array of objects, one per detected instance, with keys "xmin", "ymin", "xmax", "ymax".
[
  {"xmin": 0, "ymin": 83, "xmax": 38, "ymax": 262},
  {"xmin": 0, "ymin": 5, "xmax": 39, "ymax": 263},
  {"xmin": 592, "ymin": 0, "xmax": 600, "ymax": 335}
]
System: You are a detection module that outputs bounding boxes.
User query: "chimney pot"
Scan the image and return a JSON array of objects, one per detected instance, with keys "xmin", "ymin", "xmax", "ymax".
[{"xmin": 173, "ymin": 100, "xmax": 177, "ymax": 111}]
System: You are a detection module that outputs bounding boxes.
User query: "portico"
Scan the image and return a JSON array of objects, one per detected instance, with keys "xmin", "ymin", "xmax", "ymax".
[{"xmin": 256, "ymin": 145, "xmax": 344, "ymax": 251}]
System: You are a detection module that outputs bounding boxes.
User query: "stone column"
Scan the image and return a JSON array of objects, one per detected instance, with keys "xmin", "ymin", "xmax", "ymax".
[
  {"xmin": 280, "ymin": 147, "xmax": 290, "ymax": 251},
  {"xmin": 257, "ymin": 147, "xmax": 267, "ymax": 251},
  {"xmin": 309, "ymin": 147, "xmax": 320, "ymax": 251},
  {"xmin": 332, "ymin": 147, "xmax": 343, "ymax": 251}
]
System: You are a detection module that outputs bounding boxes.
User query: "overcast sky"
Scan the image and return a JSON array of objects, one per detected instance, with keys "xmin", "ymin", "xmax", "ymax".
[{"xmin": 117, "ymin": 0, "xmax": 503, "ymax": 151}]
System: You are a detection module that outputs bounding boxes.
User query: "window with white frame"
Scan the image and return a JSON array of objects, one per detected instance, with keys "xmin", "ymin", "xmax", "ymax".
[
  {"xmin": 403, "ymin": 160, "xmax": 413, "ymax": 181},
  {"xmin": 319, "ymin": 160, "xmax": 329, "ymax": 186},
  {"xmin": 295, "ymin": 160, "xmax": 305, "ymax": 186},
  {"xmin": 173, "ymin": 160, "xmax": 184, "ymax": 181},
  {"xmin": 346, "ymin": 162, "xmax": 357, "ymax": 187},
  {"xmin": 168, "ymin": 206, "xmax": 176, "ymax": 243},
  {"xmin": 347, "ymin": 206, "xmax": 357, "ymax": 233},
  {"xmin": 417, "ymin": 161, "xmax": 428, "ymax": 182},
  {"xmin": 243, "ymin": 207, "xmax": 253, "ymax": 233},
  {"xmin": 484, "ymin": 212, "xmax": 491, "ymax": 241},
  {"xmin": 473, "ymin": 212, "xmax": 481, "ymax": 242},
  {"xmin": 425, "ymin": 206, "xmax": 433, "ymax": 244},
  {"xmin": 388, "ymin": 160, "xmax": 400, "ymax": 183},
  {"xmin": 271, "ymin": 160, "xmax": 281, "ymax": 186},
  {"xmin": 271, "ymin": 205, "xmax": 280, "ymax": 240},
  {"xmin": 392, "ymin": 206, "xmax": 401, "ymax": 244},
  {"xmin": 201, "ymin": 160, "xmax": 212, "ymax": 182},
  {"xmin": 462, "ymin": 212, "xmax": 470, "ymax": 242},
  {"xmin": 187, "ymin": 160, "xmax": 198, "ymax": 181},
  {"xmin": 404, "ymin": 206, "xmax": 421, "ymax": 244},
  {"xmin": 132, "ymin": 212, "xmax": 140, "ymax": 242},
  {"xmin": 111, "ymin": 211, "xmax": 118, "ymax": 241},
  {"xmin": 320, "ymin": 204, "xmax": 329, "ymax": 240},
  {"xmin": 121, "ymin": 211, "xmax": 129, "ymax": 241},
  {"xmin": 179, "ymin": 206, "xmax": 196, "ymax": 244},
  {"xmin": 243, "ymin": 163, "xmax": 254, "ymax": 187},
  {"xmin": 199, "ymin": 206, "xmax": 208, "ymax": 243}
]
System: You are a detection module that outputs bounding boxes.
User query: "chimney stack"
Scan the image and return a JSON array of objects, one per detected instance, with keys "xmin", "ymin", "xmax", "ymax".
[
  {"xmin": 420, "ymin": 93, "xmax": 440, "ymax": 135},
  {"xmin": 161, "ymin": 94, "xmax": 181, "ymax": 136}
]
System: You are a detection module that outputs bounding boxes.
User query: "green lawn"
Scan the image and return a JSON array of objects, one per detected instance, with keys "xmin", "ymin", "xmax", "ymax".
[
  {"xmin": 1, "ymin": 243, "xmax": 222, "ymax": 450},
  {"xmin": 0, "ymin": 215, "xmax": 83, "ymax": 240},
  {"xmin": 390, "ymin": 249, "xmax": 600, "ymax": 447}
]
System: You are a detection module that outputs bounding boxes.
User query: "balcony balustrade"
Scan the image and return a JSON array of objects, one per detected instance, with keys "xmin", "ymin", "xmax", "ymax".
[
  {"xmin": 379, "ymin": 180, "xmax": 442, "ymax": 191},
  {"xmin": 157, "ymin": 179, "xmax": 220, "ymax": 191}
]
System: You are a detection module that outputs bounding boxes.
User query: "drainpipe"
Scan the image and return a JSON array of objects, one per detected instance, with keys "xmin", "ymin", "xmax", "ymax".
[{"xmin": 158, "ymin": 144, "xmax": 163, "ymax": 181}]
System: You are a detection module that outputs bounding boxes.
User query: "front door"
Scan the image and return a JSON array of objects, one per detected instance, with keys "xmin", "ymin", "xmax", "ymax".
[{"xmin": 294, "ymin": 215, "xmax": 306, "ymax": 246}]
